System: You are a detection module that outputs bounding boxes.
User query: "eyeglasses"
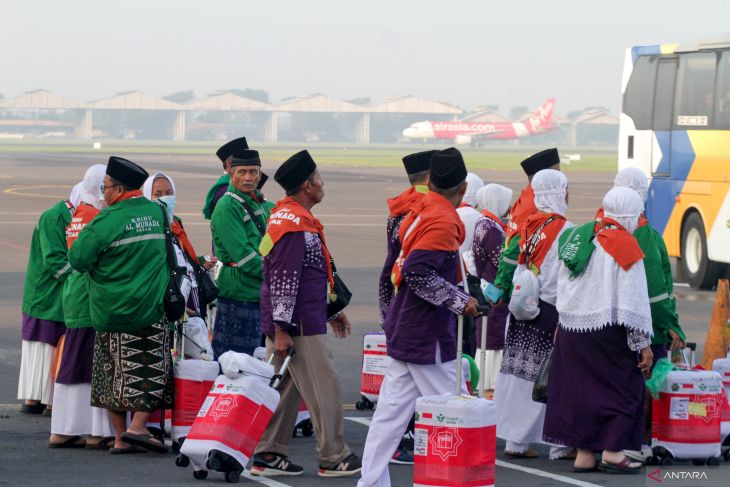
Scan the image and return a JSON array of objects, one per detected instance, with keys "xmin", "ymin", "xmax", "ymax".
[{"xmin": 100, "ymin": 184, "xmax": 121, "ymax": 192}]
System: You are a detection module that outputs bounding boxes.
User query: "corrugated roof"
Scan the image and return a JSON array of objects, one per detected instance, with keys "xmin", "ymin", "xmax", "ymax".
[
  {"xmin": 90, "ymin": 90, "xmax": 183, "ymax": 110},
  {"xmin": 277, "ymin": 94, "xmax": 364, "ymax": 113},
  {"xmin": 0, "ymin": 89, "xmax": 90, "ymax": 109},
  {"xmin": 188, "ymin": 92, "xmax": 272, "ymax": 111},
  {"xmin": 370, "ymin": 95, "xmax": 462, "ymax": 114}
]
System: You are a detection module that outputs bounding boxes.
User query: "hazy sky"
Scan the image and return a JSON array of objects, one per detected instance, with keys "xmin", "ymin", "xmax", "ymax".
[{"xmin": 3, "ymin": 0, "xmax": 729, "ymax": 115}]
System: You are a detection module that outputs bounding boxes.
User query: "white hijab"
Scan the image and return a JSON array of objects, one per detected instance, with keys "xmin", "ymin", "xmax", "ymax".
[
  {"xmin": 69, "ymin": 182, "xmax": 83, "ymax": 208},
  {"xmin": 603, "ymin": 186, "xmax": 643, "ymax": 234},
  {"xmin": 613, "ymin": 167, "xmax": 649, "ymax": 203},
  {"xmin": 462, "ymin": 172, "xmax": 484, "ymax": 208},
  {"xmin": 142, "ymin": 172, "xmax": 176, "ymax": 200},
  {"xmin": 80, "ymin": 164, "xmax": 107, "ymax": 210},
  {"xmin": 531, "ymin": 169, "xmax": 568, "ymax": 216},
  {"xmin": 476, "ymin": 183, "xmax": 513, "ymax": 218}
]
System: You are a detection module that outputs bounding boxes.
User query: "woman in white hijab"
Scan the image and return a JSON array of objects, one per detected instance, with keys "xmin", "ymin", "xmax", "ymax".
[
  {"xmin": 50, "ymin": 164, "xmax": 114, "ymax": 448},
  {"xmin": 142, "ymin": 173, "xmax": 216, "ymax": 318},
  {"xmin": 469, "ymin": 184, "xmax": 513, "ymax": 390},
  {"xmin": 456, "ymin": 172, "xmax": 485, "ymax": 269},
  {"xmin": 545, "ymin": 187, "xmax": 653, "ymax": 474},
  {"xmin": 494, "ymin": 169, "xmax": 574, "ymax": 460}
]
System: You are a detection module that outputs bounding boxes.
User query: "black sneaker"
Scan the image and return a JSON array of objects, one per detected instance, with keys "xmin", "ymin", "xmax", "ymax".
[
  {"xmin": 318, "ymin": 453, "xmax": 362, "ymax": 477},
  {"xmin": 250, "ymin": 453, "xmax": 304, "ymax": 477}
]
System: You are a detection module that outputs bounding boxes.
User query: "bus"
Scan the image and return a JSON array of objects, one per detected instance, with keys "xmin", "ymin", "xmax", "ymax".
[{"xmin": 619, "ymin": 35, "xmax": 730, "ymax": 289}]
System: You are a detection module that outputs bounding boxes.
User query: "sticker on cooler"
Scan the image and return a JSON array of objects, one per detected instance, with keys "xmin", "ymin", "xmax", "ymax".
[
  {"xmin": 414, "ymin": 394, "xmax": 496, "ymax": 487},
  {"xmin": 181, "ymin": 374, "xmax": 280, "ymax": 471},
  {"xmin": 651, "ymin": 369, "xmax": 723, "ymax": 458},
  {"xmin": 361, "ymin": 333, "xmax": 391, "ymax": 401},
  {"xmin": 712, "ymin": 357, "xmax": 730, "ymax": 438}
]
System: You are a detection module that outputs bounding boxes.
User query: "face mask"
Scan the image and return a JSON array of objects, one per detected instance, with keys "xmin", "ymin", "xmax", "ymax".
[{"xmin": 158, "ymin": 195, "xmax": 176, "ymax": 219}]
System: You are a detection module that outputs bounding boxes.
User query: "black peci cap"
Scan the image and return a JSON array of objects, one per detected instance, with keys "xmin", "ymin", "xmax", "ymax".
[
  {"xmin": 275, "ymin": 150, "xmax": 317, "ymax": 192},
  {"xmin": 106, "ymin": 156, "xmax": 148, "ymax": 189},
  {"xmin": 230, "ymin": 149, "xmax": 261, "ymax": 167},
  {"xmin": 520, "ymin": 148, "xmax": 560, "ymax": 176},
  {"xmin": 429, "ymin": 147, "xmax": 467, "ymax": 189},
  {"xmin": 257, "ymin": 172, "xmax": 269, "ymax": 190},
  {"xmin": 402, "ymin": 150, "xmax": 438, "ymax": 175},
  {"xmin": 216, "ymin": 137, "xmax": 249, "ymax": 163}
]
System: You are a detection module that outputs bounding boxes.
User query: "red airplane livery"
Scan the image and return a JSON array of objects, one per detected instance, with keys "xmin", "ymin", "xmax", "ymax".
[{"xmin": 402, "ymin": 99, "xmax": 555, "ymax": 145}]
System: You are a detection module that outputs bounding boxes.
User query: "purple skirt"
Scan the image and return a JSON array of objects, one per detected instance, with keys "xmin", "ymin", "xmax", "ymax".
[
  {"xmin": 543, "ymin": 324, "xmax": 645, "ymax": 452},
  {"xmin": 56, "ymin": 328, "xmax": 96, "ymax": 385},
  {"xmin": 21, "ymin": 313, "xmax": 65, "ymax": 346}
]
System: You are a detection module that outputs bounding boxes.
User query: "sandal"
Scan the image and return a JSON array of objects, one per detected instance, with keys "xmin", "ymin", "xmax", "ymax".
[
  {"xmin": 505, "ymin": 448, "xmax": 539, "ymax": 459},
  {"xmin": 599, "ymin": 456, "xmax": 642, "ymax": 474},
  {"xmin": 121, "ymin": 432, "xmax": 167, "ymax": 454},
  {"xmin": 19, "ymin": 403, "xmax": 46, "ymax": 415},
  {"xmin": 86, "ymin": 436, "xmax": 115, "ymax": 450},
  {"xmin": 573, "ymin": 463, "xmax": 600, "ymax": 473},
  {"xmin": 48, "ymin": 435, "xmax": 86, "ymax": 449},
  {"xmin": 110, "ymin": 445, "xmax": 145, "ymax": 455}
]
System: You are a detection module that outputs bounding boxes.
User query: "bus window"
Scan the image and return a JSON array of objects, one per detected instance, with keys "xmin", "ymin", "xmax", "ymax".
[
  {"xmin": 653, "ymin": 59, "xmax": 677, "ymax": 132},
  {"xmin": 715, "ymin": 50, "xmax": 730, "ymax": 128},
  {"xmin": 674, "ymin": 52, "xmax": 717, "ymax": 128},
  {"xmin": 623, "ymin": 55, "xmax": 657, "ymax": 130}
]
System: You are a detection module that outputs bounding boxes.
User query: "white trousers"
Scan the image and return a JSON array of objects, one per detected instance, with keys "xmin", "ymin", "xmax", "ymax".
[
  {"xmin": 17, "ymin": 340, "xmax": 55, "ymax": 405},
  {"xmin": 358, "ymin": 353, "xmax": 465, "ymax": 487},
  {"xmin": 51, "ymin": 383, "xmax": 113, "ymax": 437}
]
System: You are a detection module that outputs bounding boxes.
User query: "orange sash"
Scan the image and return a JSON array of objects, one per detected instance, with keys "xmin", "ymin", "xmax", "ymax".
[
  {"xmin": 387, "ymin": 185, "xmax": 428, "ymax": 217},
  {"xmin": 67, "ymin": 203, "xmax": 100, "ymax": 248},
  {"xmin": 391, "ymin": 191, "xmax": 465, "ymax": 287},
  {"xmin": 506, "ymin": 185, "xmax": 537, "ymax": 243},
  {"xmin": 518, "ymin": 212, "xmax": 566, "ymax": 270},
  {"xmin": 596, "ymin": 217, "xmax": 645, "ymax": 271},
  {"xmin": 171, "ymin": 219, "xmax": 198, "ymax": 263},
  {"xmin": 109, "ymin": 189, "xmax": 143, "ymax": 206},
  {"xmin": 261, "ymin": 196, "xmax": 335, "ymax": 291}
]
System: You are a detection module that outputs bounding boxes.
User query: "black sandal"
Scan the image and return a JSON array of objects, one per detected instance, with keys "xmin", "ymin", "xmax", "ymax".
[
  {"xmin": 48, "ymin": 435, "xmax": 86, "ymax": 449},
  {"xmin": 110, "ymin": 445, "xmax": 145, "ymax": 455},
  {"xmin": 120, "ymin": 432, "xmax": 167, "ymax": 454},
  {"xmin": 599, "ymin": 456, "xmax": 642, "ymax": 474}
]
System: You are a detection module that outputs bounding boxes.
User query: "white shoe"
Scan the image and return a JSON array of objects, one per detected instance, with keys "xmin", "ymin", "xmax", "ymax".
[{"xmin": 622, "ymin": 446, "xmax": 651, "ymax": 463}]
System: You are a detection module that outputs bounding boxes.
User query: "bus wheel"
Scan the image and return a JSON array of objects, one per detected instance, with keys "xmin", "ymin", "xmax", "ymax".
[{"xmin": 680, "ymin": 212, "xmax": 725, "ymax": 289}]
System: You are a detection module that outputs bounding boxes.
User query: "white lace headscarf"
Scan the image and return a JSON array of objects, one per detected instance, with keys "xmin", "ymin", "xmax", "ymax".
[
  {"xmin": 603, "ymin": 186, "xmax": 643, "ymax": 234},
  {"xmin": 613, "ymin": 167, "xmax": 648, "ymax": 202},
  {"xmin": 531, "ymin": 169, "xmax": 568, "ymax": 216},
  {"xmin": 75, "ymin": 164, "xmax": 107, "ymax": 210},
  {"xmin": 142, "ymin": 172, "xmax": 176, "ymax": 200},
  {"xmin": 462, "ymin": 172, "xmax": 484, "ymax": 207},
  {"xmin": 476, "ymin": 183, "xmax": 513, "ymax": 218}
]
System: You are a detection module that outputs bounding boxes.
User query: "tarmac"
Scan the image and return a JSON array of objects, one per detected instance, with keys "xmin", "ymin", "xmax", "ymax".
[{"xmin": 0, "ymin": 150, "xmax": 728, "ymax": 486}]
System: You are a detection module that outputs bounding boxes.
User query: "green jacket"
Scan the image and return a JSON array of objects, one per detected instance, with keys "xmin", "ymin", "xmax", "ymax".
[
  {"xmin": 62, "ymin": 272, "xmax": 92, "ymax": 329},
  {"xmin": 211, "ymin": 184, "xmax": 270, "ymax": 302},
  {"xmin": 202, "ymin": 173, "xmax": 230, "ymax": 220},
  {"xmin": 494, "ymin": 234, "xmax": 521, "ymax": 300},
  {"xmin": 635, "ymin": 222, "xmax": 686, "ymax": 345},
  {"xmin": 68, "ymin": 197, "xmax": 168, "ymax": 332},
  {"xmin": 22, "ymin": 200, "xmax": 74, "ymax": 321}
]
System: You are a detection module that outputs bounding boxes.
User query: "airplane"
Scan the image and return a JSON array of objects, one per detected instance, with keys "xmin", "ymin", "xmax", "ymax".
[{"xmin": 402, "ymin": 98, "xmax": 556, "ymax": 145}]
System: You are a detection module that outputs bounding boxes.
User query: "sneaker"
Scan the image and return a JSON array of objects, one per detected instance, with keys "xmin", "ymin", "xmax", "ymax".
[
  {"xmin": 250, "ymin": 453, "xmax": 304, "ymax": 477},
  {"xmin": 390, "ymin": 446, "xmax": 414, "ymax": 465},
  {"xmin": 318, "ymin": 453, "xmax": 362, "ymax": 477}
]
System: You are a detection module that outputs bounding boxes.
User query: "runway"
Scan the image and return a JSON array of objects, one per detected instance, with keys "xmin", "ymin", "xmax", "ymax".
[{"xmin": 0, "ymin": 150, "xmax": 726, "ymax": 486}]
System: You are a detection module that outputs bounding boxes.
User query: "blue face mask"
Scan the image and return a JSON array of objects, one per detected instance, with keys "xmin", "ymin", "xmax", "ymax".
[{"xmin": 158, "ymin": 195, "xmax": 176, "ymax": 219}]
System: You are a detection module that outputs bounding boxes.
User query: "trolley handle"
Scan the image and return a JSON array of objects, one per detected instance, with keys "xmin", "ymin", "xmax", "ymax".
[{"xmin": 268, "ymin": 348, "xmax": 296, "ymax": 388}]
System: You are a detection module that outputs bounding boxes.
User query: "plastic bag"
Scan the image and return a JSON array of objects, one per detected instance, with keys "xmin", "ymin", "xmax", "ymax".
[
  {"xmin": 184, "ymin": 317, "xmax": 214, "ymax": 360},
  {"xmin": 508, "ymin": 266, "xmax": 541, "ymax": 321},
  {"xmin": 646, "ymin": 357, "xmax": 675, "ymax": 399},
  {"xmin": 218, "ymin": 350, "xmax": 275, "ymax": 382}
]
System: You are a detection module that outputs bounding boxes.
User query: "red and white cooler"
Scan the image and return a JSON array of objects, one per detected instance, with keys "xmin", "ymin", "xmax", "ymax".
[
  {"xmin": 712, "ymin": 353, "xmax": 730, "ymax": 443},
  {"xmin": 171, "ymin": 359, "xmax": 220, "ymax": 445},
  {"xmin": 651, "ymin": 368, "xmax": 724, "ymax": 459},
  {"xmin": 414, "ymin": 394, "xmax": 496, "ymax": 487},
  {"xmin": 180, "ymin": 374, "xmax": 280, "ymax": 473},
  {"xmin": 361, "ymin": 332, "xmax": 391, "ymax": 403}
]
